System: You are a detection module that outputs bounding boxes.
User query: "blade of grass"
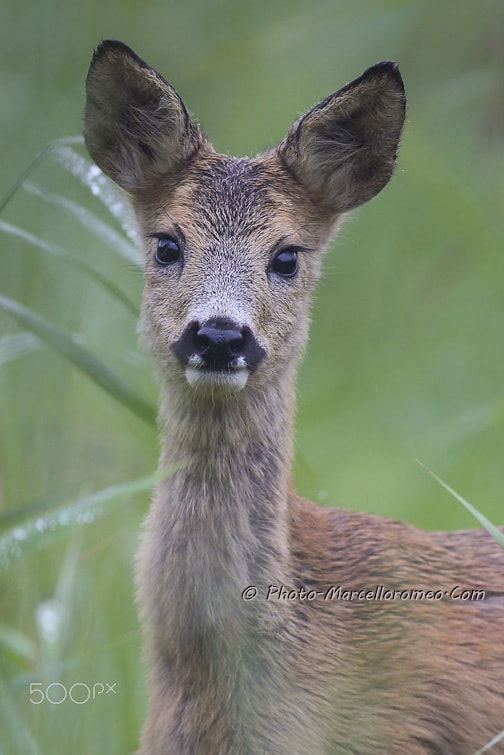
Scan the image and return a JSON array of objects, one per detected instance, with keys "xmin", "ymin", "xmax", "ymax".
[
  {"xmin": 0, "ymin": 295, "xmax": 156, "ymax": 426},
  {"xmin": 23, "ymin": 182, "xmax": 142, "ymax": 266},
  {"xmin": 1, "ymin": 138, "xmax": 141, "ymax": 259},
  {"xmin": 51, "ymin": 145, "xmax": 139, "ymax": 244},
  {"xmin": 417, "ymin": 461, "xmax": 504, "ymax": 550},
  {"xmin": 0, "ymin": 332, "xmax": 41, "ymax": 365},
  {"xmin": 474, "ymin": 728, "xmax": 504, "ymax": 754},
  {"xmin": 0, "ymin": 220, "xmax": 138, "ymax": 315},
  {"xmin": 0, "ymin": 670, "xmax": 38, "ymax": 755},
  {"xmin": 0, "ymin": 469, "xmax": 174, "ymax": 569},
  {"xmin": 0, "ymin": 488, "xmax": 87, "ymax": 529},
  {"xmin": 0, "ymin": 136, "xmax": 83, "ymax": 215},
  {"xmin": 0, "ymin": 623, "xmax": 38, "ymax": 664}
]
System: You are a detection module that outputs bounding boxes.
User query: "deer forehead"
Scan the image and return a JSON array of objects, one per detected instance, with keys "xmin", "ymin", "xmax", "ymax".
[{"xmin": 136, "ymin": 152, "xmax": 330, "ymax": 255}]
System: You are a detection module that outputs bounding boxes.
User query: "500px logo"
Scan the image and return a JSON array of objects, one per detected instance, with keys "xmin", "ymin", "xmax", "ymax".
[{"xmin": 29, "ymin": 682, "xmax": 117, "ymax": 705}]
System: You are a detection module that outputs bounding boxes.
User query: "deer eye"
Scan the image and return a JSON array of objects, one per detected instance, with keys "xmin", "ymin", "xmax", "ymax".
[
  {"xmin": 153, "ymin": 235, "xmax": 181, "ymax": 266},
  {"xmin": 271, "ymin": 247, "xmax": 299, "ymax": 278}
]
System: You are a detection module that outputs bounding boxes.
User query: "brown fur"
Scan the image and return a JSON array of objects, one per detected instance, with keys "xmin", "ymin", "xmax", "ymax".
[{"xmin": 84, "ymin": 41, "xmax": 504, "ymax": 754}]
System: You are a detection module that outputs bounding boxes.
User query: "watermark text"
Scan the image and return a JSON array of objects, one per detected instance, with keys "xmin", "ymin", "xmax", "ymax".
[
  {"xmin": 29, "ymin": 682, "xmax": 117, "ymax": 705},
  {"xmin": 241, "ymin": 585, "xmax": 485, "ymax": 602}
]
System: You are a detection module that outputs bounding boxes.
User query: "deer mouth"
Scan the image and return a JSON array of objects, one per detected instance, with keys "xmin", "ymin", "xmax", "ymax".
[
  {"xmin": 185, "ymin": 352, "xmax": 249, "ymax": 390},
  {"xmin": 185, "ymin": 362, "xmax": 249, "ymax": 391},
  {"xmin": 172, "ymin": 319, "xmax": 265, "ymax": 391}
]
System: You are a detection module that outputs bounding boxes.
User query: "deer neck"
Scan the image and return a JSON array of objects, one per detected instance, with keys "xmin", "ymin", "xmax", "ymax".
[{"xmin": 149, "ymin": 370, "xmax": 296, "ymax": 642}]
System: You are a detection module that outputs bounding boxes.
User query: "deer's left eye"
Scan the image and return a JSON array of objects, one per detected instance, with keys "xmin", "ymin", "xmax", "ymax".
[
  {"xmin": 153, "ymin": 235, "xmax": 181, "ymax": 266},
  {"xmin": 271, "ymin": 248, "xmax": 299, "ymax": 278}
]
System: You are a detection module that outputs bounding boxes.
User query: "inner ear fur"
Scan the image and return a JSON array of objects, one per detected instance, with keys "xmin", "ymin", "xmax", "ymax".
[
  {"xmin": 278, "ymin": 62, "xmax": 406, "ymax": 213},
  {"xmin": 84, "ymin": 40, "xmax": 205, "ymax": 191}
]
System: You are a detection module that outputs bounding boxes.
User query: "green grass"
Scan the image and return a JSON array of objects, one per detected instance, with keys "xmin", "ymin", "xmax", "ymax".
[
  {"xmin": 0, "ymin": 140, "xmax": 158, "ymax": 754},
  {"xmin": 1, "ymin": 1, "xmax": 504, "ymax": 752}
]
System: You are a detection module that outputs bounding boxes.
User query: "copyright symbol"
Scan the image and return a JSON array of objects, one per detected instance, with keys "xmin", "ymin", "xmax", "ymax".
[{"xmin": 242, "ymin": 586, "xmax": 258, "ymax": 601}]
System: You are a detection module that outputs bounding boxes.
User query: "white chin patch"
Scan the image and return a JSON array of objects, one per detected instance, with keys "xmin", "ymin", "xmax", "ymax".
[{"xmin": 185, "ymin": 367, "xmax": 249, "ymax": 391}]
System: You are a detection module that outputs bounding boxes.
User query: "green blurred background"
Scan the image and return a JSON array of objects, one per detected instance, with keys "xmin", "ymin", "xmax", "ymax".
[{"xmin": 1, "ymin": 0, "xmax": 503, "ymax": 752}]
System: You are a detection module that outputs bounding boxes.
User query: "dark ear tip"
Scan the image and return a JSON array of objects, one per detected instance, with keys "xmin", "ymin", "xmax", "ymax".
[
  {"xmin": 362, "ymin": 61, "xmax": 405, "ymax": 95},
  {"xmin": 88, "ymin": 39, "xmax": 149, "ymax": 74},
  {"xmin": 92, "ymin": 39, "xmax": 130, "ymax": 60}
]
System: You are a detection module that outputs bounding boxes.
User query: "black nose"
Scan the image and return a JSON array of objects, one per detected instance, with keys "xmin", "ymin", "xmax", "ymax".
[
  {"xmin": 195, "ymin": 322, "xmax": 245, "ymax": 366},
  {"xmin": 172, "ymin": 318, "xmax": 266, "ymax": 372}
]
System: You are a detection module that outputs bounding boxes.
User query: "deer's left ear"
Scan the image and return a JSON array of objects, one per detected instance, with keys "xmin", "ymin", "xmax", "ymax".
[{"xmin": 278, "ymin": 62, "xmax": 406, "ymax": 213}]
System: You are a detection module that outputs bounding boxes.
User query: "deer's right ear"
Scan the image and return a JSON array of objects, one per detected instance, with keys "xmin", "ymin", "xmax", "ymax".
[
  {"xmin": 83, "ymin": 40, "xmax": 205, "ymax": 191},
  {"xmin": 278, "ymin": 62, "xmax": 406, "ymax": 213}
]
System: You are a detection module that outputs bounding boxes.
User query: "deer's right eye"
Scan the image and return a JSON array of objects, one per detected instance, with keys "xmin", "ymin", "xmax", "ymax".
[{"xmin": 153, "ymin": 235, "xmax": 181, "ymax": 266}]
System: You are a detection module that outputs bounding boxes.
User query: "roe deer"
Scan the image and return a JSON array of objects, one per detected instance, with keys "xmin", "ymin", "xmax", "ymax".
[{"xmin": 84, "ymin": 41, "xmax": 504, "ymax": 754}]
